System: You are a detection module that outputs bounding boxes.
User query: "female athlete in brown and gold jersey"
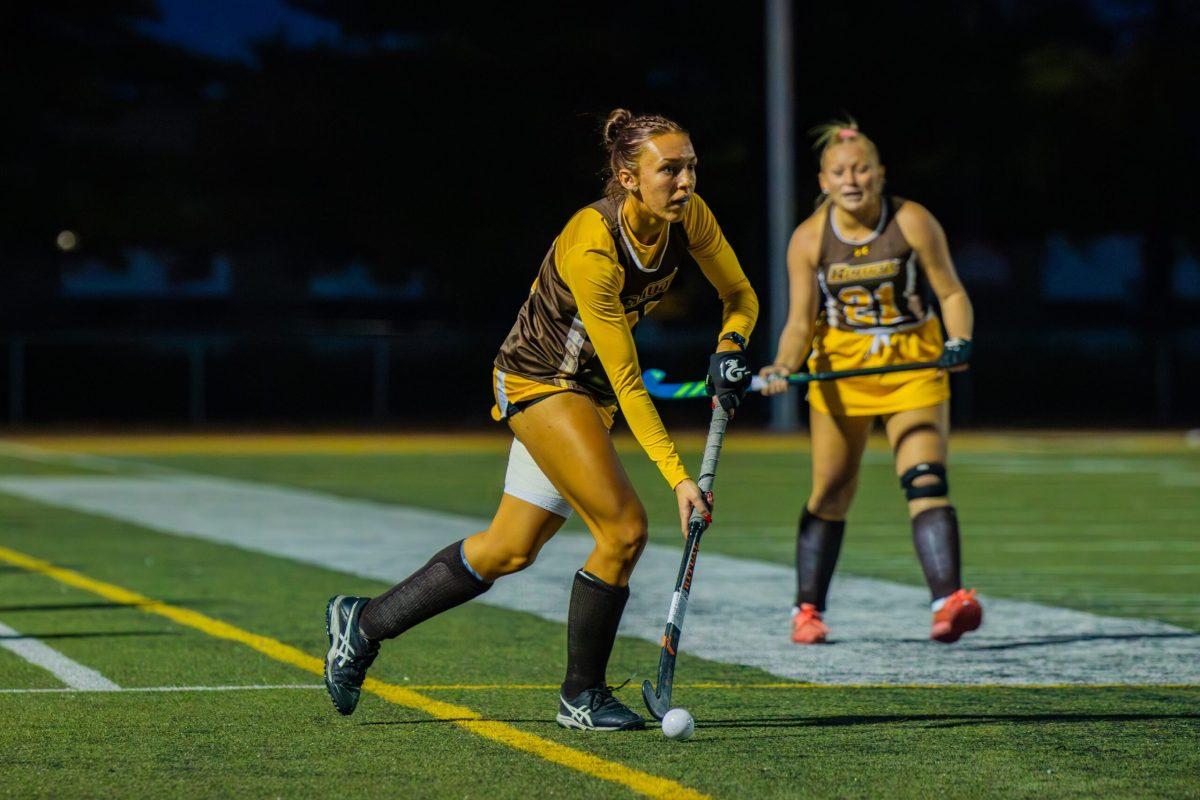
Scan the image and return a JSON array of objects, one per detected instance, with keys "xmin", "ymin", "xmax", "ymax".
[
  {"xmin": 323, "ymin": 109, "xmax": 758, "ymax": 730},
  {"xmin": 759, "ymin": 120, "xmax": 981, "ymax": 646}
]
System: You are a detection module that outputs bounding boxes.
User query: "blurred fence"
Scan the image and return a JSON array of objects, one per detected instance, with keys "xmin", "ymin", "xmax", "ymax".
[
  {"xmin": 1, "ymin": 322, "xmax": 1196, "ymax": 428},
  {"xmin": 0, "ymin": 330, "xmax": 467, "ymax": 426}
]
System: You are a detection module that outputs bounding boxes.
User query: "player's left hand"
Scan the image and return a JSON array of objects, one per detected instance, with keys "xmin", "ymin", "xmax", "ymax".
[
  {"xmin": 940, "ymin": 338, "xmax": 972, "ymax": 372},
  {"xmin": 674, "ymin": 478, "xmax": 712, "ymax": 536},
  {"xmin": 705, "ymin": 351, "xmax": 752, "ymax": 413},
  {"xmin": 757, "ymin": 364, "xmax": 791, "ymax": 396}
]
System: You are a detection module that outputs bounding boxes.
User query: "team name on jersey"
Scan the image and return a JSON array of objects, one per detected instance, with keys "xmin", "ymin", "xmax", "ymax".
[
  {"xmin": 826, "ymin": 259, "xmax": 901, "ymax": 285},
  {"xmin": 623, "ymin": 272, "xmax": 676, "ymax": 310}
]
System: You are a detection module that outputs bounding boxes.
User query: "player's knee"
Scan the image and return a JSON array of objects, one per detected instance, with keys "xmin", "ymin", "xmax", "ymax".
[
  {"xmin": 466, "ymin": 531, "xmax": 538, "ymax": 579},
  {"xmin": 900, "ymin": 463, "xmax": 949, "ymax": 501},
  {"xmin": 809, "ymin": 480, "xmax": 855, "ymax": 519},
  {"xmin": 489, "ymin": 546, "xmax": 536, "ymax": 576},
  {"xmin": 907, "ymin": 496, "xmax": 950, "ymax": 517},
  {"xmin": 808, "ymin": 498, "xmax": 849, "ymax": 519},
  {"xmin": 598, "ymin": 507, "xmax": 648, "ymax": 566}
]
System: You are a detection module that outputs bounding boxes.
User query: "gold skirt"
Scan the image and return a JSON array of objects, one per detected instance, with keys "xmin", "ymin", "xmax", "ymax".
[{"xmin": 806, "ymin": 316, "xmax": 949, "ymax": 417}]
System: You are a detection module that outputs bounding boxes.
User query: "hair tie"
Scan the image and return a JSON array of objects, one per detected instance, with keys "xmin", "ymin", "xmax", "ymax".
[{"xmin": 837, "ymin": 128, "xmax": 857, "ymax": 140}]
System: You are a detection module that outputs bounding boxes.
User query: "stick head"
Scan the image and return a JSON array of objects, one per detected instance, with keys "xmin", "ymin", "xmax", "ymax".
[
  {"xmin": 641, "ymin": 369, "xmax": 668, "ymax": 394},
  {"xmin": 642, "ymin": 679, "xmax": 670, "ymax": 720}
]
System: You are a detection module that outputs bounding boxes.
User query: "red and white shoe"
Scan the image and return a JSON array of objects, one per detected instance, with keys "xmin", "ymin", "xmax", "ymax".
[
  {"xmin": 930, "ymin": 589, "xmax": 983, "ymax": 643},
  {"xmin": 791, "ymin": 603, "xmax": 829, "ymax": 644}
]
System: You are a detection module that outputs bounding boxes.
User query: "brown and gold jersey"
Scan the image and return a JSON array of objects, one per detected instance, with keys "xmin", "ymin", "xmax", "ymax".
[
  {"xmin": 494, "ymin": 193, "xmax": 757, "ymax": 487},
  {"xmin": 496, "ymin": 195, "xmax": 688, "ymax": 401},
  {"xmin": 816, "ymin": 196, "xmax": 933, "ymax": 332}
]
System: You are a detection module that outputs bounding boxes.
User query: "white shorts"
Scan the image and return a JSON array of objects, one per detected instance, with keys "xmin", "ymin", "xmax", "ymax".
[{"xmin": 503, "ymin": 438, "xmax": 573, "ymax": 519}]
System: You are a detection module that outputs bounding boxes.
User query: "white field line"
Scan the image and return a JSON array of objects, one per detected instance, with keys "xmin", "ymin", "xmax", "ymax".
[
  {"xmin": 0, "ymin": 620, "xmax": 120, "ymax": 691},
  {"xmin": 0, "ymin": 683, "xmax": 321, "ymax": 694},
  {"xmin": 1, "ymin": 472, "xmax": 1198, "ymax": 686},
  {"xmin": 0, "ymin": 441, "xmax": 174, "ymax": 475}
]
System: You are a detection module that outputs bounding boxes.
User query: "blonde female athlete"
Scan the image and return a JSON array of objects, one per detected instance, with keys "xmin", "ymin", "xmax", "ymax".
[
  {"xmin": 760, "ymin": 120, "xmax": 981, "ymax": 645},
  {"xmin": 324, "ymin": 109, "xmax": 758, "ymax": 730}
]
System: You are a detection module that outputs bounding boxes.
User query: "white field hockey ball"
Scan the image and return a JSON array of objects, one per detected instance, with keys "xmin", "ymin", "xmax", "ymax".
[{"xmin": 661, "ymin": 707, "xmax": 695, "ymax": 740}]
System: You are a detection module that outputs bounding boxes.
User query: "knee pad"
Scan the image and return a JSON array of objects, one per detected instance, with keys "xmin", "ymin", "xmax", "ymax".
[{"xmin": 900, "ymin": 462, "xmax": 948, "ymax": 500}]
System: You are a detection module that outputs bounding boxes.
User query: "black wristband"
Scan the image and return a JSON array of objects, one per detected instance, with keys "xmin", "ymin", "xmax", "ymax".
[
  {"xmin": 940, "ymin": 338, "xmax": 973, "ymax": 368},
  {"xmin": 719, "ymin": 331, "xmax": 747, "ymax": 350}
]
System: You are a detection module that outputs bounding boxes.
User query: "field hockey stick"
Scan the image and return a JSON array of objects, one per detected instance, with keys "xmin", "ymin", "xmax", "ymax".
[
  {"xmin": 641, "ymin": 358, "xmax": 944, "ymax": 400},
  {"xmin": 642, "ymin": 402, "xmax": 729, "ymax": 721}
]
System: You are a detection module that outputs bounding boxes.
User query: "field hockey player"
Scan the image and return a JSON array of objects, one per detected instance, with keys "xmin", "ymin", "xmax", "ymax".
[
  {"xmin": 323, "ymin": 108, "xmax": 757, "ymax": 730},
  {"xmin": 759, "ymin": 118, "xmax": 981, "ymax": 646}
]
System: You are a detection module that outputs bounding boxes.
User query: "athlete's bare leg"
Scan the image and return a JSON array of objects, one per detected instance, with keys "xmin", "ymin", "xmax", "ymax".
[
  {"xmin": 883, "ymin": 401, "xmax": 974, "ymax": 630},
  {"xmin": 328, "ymin": 391, "xmax": 649, "ymax": 724},
  {"xmin": 807, "ymin": 406, "xmax": 873, "ymax": 519},
  {"xmin": 503, "ymin": 391, "xmax": 647, "ymax": 587},
  {"xmin": 883, "ymin": 402, "xmax": 950, "ymax": 518},
  {"xmin": 462, "ymin": 494, "xmax": 566, "ymax": 582},
  {"xmin": 790, "ymin": 407, "xmax": 873, "ymax": 634},
  {"xmin": 498, "ymin": 391, "xmax": 651, "ymax": 722}
]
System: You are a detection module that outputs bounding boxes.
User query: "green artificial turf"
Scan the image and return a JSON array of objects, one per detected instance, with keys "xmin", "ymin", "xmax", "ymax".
[
  {"xmin": 138, "ymin": 439, "xmax": 1200, "ymax": 630},
  {"xmin": 0, "ymin": 434, "xmax": 1197, "ymax": 799}
]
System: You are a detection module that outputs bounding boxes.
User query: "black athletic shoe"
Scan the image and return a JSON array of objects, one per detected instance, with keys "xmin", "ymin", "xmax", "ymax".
[
  {"xmin": 324, "ymin": 595, "xmax": 380, "ymax": 716},
  {"xmin": 556, "ymin": 685, "xmax": 646, "ymax": 731}
]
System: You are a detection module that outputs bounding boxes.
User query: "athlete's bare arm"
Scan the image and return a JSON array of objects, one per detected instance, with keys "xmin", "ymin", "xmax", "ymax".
[
  {"xmin": 759, "ymin": 209, "xmax": 824, "ymax": 395},
  {"xmin": 896, "ymin": 202, "xmax": 973, "ymax": 342}
]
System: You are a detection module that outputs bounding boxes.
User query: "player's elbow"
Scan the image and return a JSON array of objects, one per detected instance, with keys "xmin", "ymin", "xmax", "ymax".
[
  {"xmin": 782, "ymin": 319, "xmax": 813, "ymax": 343},
  {"xmin": 938, "ymin": 287, "xmax": 971, "ymax": 309}
]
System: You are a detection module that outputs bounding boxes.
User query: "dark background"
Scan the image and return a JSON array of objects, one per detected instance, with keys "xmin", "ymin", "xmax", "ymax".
[{"xmin": 2, "ymin": 1, "xmax": 1197, "ymax": 428}]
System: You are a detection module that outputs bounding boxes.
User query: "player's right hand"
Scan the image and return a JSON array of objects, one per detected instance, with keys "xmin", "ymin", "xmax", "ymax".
[
  {"xmin": 705, "ymin": 351, "xmax": 752, "ymax": 413},
  {"xmin": 758, "ymin": 364, "xmax": 792, "ymax": 396},
  {"xmin": 674, "ymin": 478, "xmax": 711, "ymax": 537}
]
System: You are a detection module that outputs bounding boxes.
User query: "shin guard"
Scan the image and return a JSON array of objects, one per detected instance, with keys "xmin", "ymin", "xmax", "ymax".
[
  {"xmin": 912, "ymin": 506, "xmax": 962, "ymax": 602},
  {"xmin": 795, "ymin": 509, "xmax": 846, "ymax": 611},
  {"xmin": 358, "ymin": 540, "xmax": 491, "ymax": 641},
  {"xmin": 562, "ymin": 570, "xmax": 629, "ymax": 699}
]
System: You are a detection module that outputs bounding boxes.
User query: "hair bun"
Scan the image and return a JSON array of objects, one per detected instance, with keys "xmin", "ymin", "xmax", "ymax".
[
  {"xmin": 603, "ymin": 108, "xmax": 633, "ymax": 145},
  {"xmin": 599, "ymin": 109, "xmax": 686, "ymax": 199}
]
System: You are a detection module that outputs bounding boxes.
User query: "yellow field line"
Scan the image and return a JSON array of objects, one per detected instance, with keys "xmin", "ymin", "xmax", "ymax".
[
  {"xmin": 5, "ymin": 430, "xmax": 1195, "ymax": 456},
  {"xmin": 0, "ymin": 545, "xmax": 708, "ymax": 800},
  {"xmin": 395, "ymin": 682, "xmax": 1198, "ymax": 691}
]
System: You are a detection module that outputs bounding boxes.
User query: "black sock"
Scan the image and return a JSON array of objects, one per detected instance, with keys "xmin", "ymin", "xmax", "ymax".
[
  {"xmin": 912, "ymin": 506, "xmax": 962, "ymax": 602},
  {"xmin": 795, "ymin": 509, "xmax": 845, "ymax": 611},
  {"xmin": 561, "ymin": 570, "xmax": 629, "ymax": 699},
  {"xmin": 358, "ymin": 540, "xmax": 491, "ymax": 641}
]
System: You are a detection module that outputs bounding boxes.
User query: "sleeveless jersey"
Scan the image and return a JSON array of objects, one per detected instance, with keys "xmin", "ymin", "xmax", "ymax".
[
  {"xmin": 816, "ymin": 196, "xmax": 933, "ymax": 332},
  {"xmin": 495, "ymin": 196, "xmax": 690, "ymax": 404}
]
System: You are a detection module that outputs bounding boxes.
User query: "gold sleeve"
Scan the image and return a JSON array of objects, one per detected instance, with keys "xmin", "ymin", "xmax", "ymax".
[
  {"xmin": 555, "ymin": 212, "xmax": 690, "ymax": 488},
  {"xmin": 684, "ymin": 194, "xmax": 759, "ymax": 345}
]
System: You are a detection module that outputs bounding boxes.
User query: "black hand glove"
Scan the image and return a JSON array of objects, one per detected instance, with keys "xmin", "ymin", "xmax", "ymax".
[
  {"xmin": 705, "ymin": 351, "xmax": 752, "ymax": 412},
  {"xmin": 940, "ymin": 338, "xmax": 972, "ymax": 369}
]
